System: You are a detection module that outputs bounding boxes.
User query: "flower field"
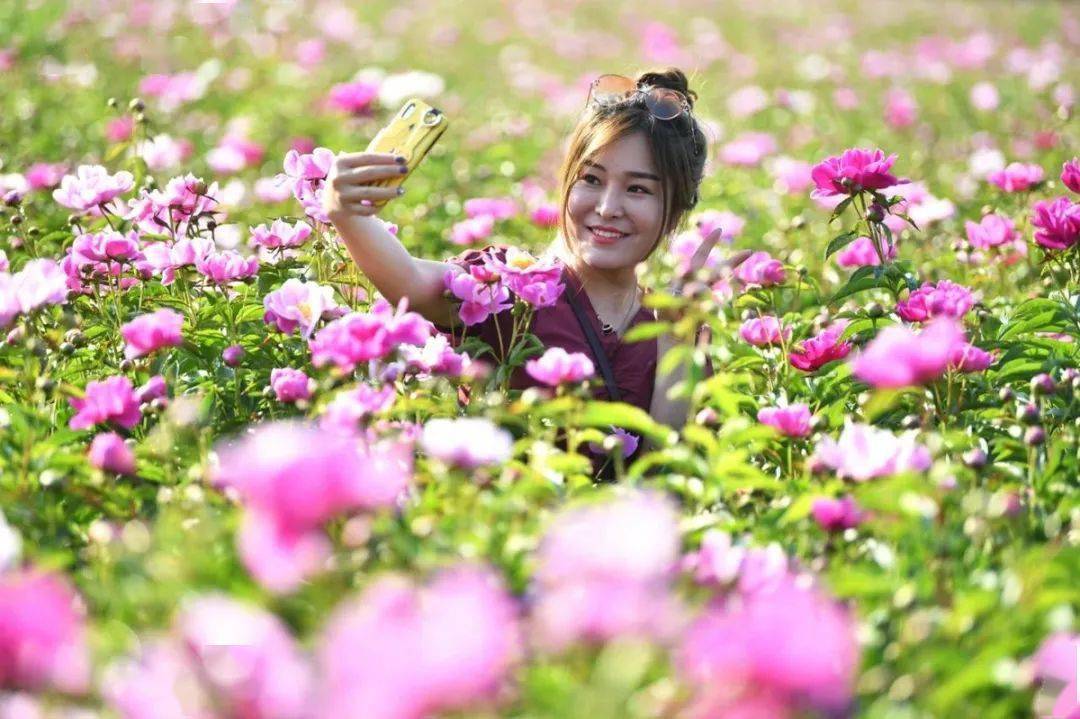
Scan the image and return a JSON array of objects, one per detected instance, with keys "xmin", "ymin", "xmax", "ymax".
[{"xmin": 1, "ymin": 0, "xmax": 1079, "ymax": 716}]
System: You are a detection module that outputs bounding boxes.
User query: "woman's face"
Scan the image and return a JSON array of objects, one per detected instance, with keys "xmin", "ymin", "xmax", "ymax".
[{"xmin": 564, "ymin": 131, "xmax": 665, "ymax": 274}]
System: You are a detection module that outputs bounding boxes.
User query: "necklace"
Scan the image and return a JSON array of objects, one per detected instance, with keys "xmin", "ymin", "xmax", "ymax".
[{"xmin": 598, "ymin": 286, "xmax": 640, "ymax": 336}]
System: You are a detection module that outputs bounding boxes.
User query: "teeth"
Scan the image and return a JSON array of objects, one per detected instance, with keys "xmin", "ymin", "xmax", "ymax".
[{"xmin": 592, "ymin": 228, "xmax": 625, "ymax": 238}]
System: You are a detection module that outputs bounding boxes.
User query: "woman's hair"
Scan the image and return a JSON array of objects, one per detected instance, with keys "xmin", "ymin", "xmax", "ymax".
[{"xmin": 556, "ymin": 67, "xmax": 708, "ymax": 256}]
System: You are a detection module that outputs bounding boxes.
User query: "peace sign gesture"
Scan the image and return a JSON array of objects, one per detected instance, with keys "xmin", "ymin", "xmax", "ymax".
[{"xmin": 667, "ymin": 226, "xmax": 752, "ymax": 299}]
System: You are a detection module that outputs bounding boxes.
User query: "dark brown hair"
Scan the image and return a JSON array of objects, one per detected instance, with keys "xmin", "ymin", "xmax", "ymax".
[{"xmin": 556, "ymin": 67, "xmax": 708, "ymax": 257}]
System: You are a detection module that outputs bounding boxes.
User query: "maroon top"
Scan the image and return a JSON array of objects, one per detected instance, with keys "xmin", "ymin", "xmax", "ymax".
[{"xmin": 442, "ymin": 245, "xmax": 659, "ymax": 414}]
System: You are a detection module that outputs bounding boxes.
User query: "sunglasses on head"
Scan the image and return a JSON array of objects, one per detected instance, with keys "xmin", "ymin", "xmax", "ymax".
[{"xmin": 585, "ymin": 74, "xmax": 701, "ymax": 155}]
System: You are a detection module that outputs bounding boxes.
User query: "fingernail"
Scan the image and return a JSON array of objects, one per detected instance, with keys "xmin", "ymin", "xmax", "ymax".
[
  {"xmin": 398, "ymin": 165, "xmax": 408, "ymax": 174},
  {"xmin": 395, "ymin": 156, "xmax": 407, "ymax": 164}
]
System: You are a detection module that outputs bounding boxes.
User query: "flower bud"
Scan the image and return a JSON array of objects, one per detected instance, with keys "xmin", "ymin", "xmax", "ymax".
[
  {"xmin": 128, "ymin": 98, "xmax": 145, "ymax": 112},
  {"xmin": 962, "ymin": 448, "xmax": 987, "ymax": 469},
  {"xmin": 192, "ymin": 180, "xmax": 208, "ymax": 195},
  {"xmin": 695, "ymin": 407, "xmax": 719, "ymax": 426},
  {"xmin": 222, "ymin": 344, "xmax": 244, "ymax": 367},
  {"xmin": 866, "ymin": 302, "xmax": 885, "ymax": 319},
  {"xmin": 998, "ymin": 386, "xmax": 1014, "ymax": 403},
  {"xmin": 1018, "ymin": 403, "xmax": 1041, "ymax": 425},
  {"xmin": 867, "ymin": 203, "xmax": 886, "ymax": 223},
  {"xmin": 1030, "ymin": 373, "xmax": 1056, "ymax": 395},
  {"xmin": 59, "ymin": 342, "xmax": 76, "ymax": 356},
  {"xmin": 35, "ymin": 376, "xmax": 56, "ymax": 393},
  {"xmin": 900, "ymin": 414, "xmax": 922, "ymax": 430},
  {"xmin": 9, "ymin": 214, "xmax": 22, "ymax": 226},
  {"xmin": 107, "ymin": 97, "xmax": 119, "ymax": 109},
  {"xmin": 1024, "ymin": 426, "xmax": 1045, "ymax": 446},
  {"xmin": 119, "ymin": 358, "xmax": 134, "ymax": 372}
]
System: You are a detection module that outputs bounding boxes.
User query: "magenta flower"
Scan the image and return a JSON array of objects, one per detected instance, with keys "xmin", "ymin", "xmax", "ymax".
[
  {"xmin": 315, "ymin": 565, "xmax": 520, "ymax": 719},
  {"xmin": 52, "ymin": 164, "xmax": 134, "ymax": 213},
  {"xmin": 739, "ymin": 316, "xmax": 790, "ymax": 347},
  {"xmin": 105, "ymin": 116, "xmax": 134, "ymax": 143},
  {"xmin": 68, "ymin": 376, "xmax": 142, "ymax": 430},
  {"xmin": 895, "ymin": 280, "xmax": 975, "ymax": 323},
  {"xmin": 836, "ymin": 235, "xmax": 897, "ymax": 267},
  {"xmin": 851, "ymin": 318, "xmax": 967, "ymax": 388},
  {"xmin": 789, "ymin": 322, "xmax": 852, "ymax": 372},
  {"xmin": 695, "ymin": 209, "xmax": 746, "ymax": 243},
  {"xmin": 1061, "ymin": 158, "xmax": 1080, "ymax": 194},
  {"xmin": 400, "ymin": 333, "xmax": 470, "ymax": 378},
  {"xmin": 212, "ymin": 421, "xmax": 413, "ymax": 593},
  {"xmin": 682, "ymin": 530, "xmax": 792, "ymax": 595},
  {"xmin": 529, "ymin": 204, "xmax": 559, "ymax": 227},
  {"xmin": 532, "ymin": 491, "xmax": 681, "ymax": 650},
  {"xmin": 810, "ymin": 148, "xmax": 900, "ymax": 198},
  {"xmin": 0, "ymin": 569, "xmax": 90, "ymax": 694},
  {"xmin": 319, "ymin": 385, "xmax": 397, "ymax": 435},
  {"xmin": 678, "ymin": 576, "xmax": 858, "ymax": 717},
  {"xmin": 719, "ymin": 131, "xmax": 777, "ymax": 167},
  {"xmin": 733, "ymin": 250, "xmax": 786, "ymax": 287},
  {"xmin": 769, "ymin": 157, "xmax": 813, "ymax": 194},
  {"xmin": 1031, "ymin": 196, "xmax": 1080, "ymax": 251},
  {"xmin": 195, "ymin": 249, "xmax": 259, "ymax": 285},
  {"xmin": 327, "ymin": 79, "xmax": 380, "ymax": 114},
  {"xmin": 449, "ymin": 215, "xmax": 495, "ymax": 246},
  {"xmin": 249, "ymin": 219, "xmax": 313, "ymax": 250},
  {"xmin": 264, "ymin": 279, "xmax": 342, "ymax": 338},
  {"xmin": 757, "ymin": 403, "xmax": 812, "ymax": 438},
  {"xmin": 70, "ymin": 230, "xmax": 142, "ymax": 268},
  {"xmin": 271, "ymin": 368, "xmax": 313, "ymax": 403},
  {"xmin": 987, "ymin": 162, "xmax": 1044, "ymax": 192},
  {"xmin": 420, "ymin": 417, "xmax": 513, "ymax": 469},
  {"xmin": 25, "ymin": 162, "xmax": 66, "ymax": 190},
  {"xmin": 492, "ymin": 248, "xmax": 566, "ymax": 309},
  {"xmin": 884, "ymin": 87, "xmax": 917, "ymax": 128},
  {"xmin": 464, "ymin": 196, "xmax": 518, "ymax": 220},
  {"xmin": 206, "ymin": 134, "xmax": 265, "ymax": 175},
  {"xmin": 813, "ymin": 422, "xmax": 931, "ymax": 481},
  {"xmin": 309, "ymin": 301, "xmax": 432, "ymax": 372},
  {"xmin": 811, "ymin": 496, "xmax": 865, "ymax": 532},
  {"xmin": 1031, "ymin": 633, "xmax": 1079, "ymax": 719},
  {"xmin": 138, "ymin": 71, "xmax": 204, "ymax": 111},
  {"xmin": 87, "ymin": 432, "xmax": 136, "ymax": 475},
  {"xmin": 282, "ymin": 147, "xmax": 335, "ymax": 224},
  {"xmin": 120, "ymin": 308, "xmax": 184, "ymax": 359},
  {"xmin": 135, "ymin": 375, "xmax": 168, "ymax": 404},
  {"xmin": 965, "ymin": 213, "xmax": 1019, "ymax": 249},
  {"xmin": 525, "ymin": 347, "xmax": 594, "ymax": 387},
  {"xmin": 140, "ymin": 237, "xmax": 215, "ymax": 285},
  {"xmin": 0, "ymin": 259, "xmax": 68, "ymax": 327},
  {"xmin": 124, "ymin": 174, "xmax": 220, "ymax": 238},
  {"xmin": 949, "ymin": 342, "xmax": 993, "ymax": 373},
  {"xmin": 223, "ymin": 344, "xmax": 245, "ymax": 367},
  {"xmin": 444, "ymin": 264, "xmax": 512, "ymax": 326}
]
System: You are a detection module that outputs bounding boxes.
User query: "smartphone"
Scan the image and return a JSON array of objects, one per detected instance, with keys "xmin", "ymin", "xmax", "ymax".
[{"xmin": 364, "ymin": 98, "xmax": 448, "ymax": 206}]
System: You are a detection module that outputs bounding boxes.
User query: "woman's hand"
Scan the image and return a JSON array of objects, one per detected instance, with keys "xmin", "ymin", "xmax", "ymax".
[{"xmin": 322, "ymin": 152, "xmax": 408, "ymax": 220}]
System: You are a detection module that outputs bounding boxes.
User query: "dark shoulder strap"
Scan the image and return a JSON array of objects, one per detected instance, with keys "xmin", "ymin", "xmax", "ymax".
[{"xmin": 565, "ymin": 288, "xmax": 622, "ymax": 403}]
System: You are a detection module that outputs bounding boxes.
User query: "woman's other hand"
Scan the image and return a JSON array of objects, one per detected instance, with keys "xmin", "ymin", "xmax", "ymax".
[{"xmin": 322, "ymin": 152, "xmax": 408, "ymax": 220}]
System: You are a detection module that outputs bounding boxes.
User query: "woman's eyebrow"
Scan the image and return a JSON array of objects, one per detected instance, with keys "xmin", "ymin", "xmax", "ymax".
[{"xmin": 582, "ymin": 160, "xmax": 660, "ymax": 182}]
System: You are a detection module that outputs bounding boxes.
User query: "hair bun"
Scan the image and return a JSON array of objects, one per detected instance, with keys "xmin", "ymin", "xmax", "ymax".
[{"xmin": 635, "ymin": 68, "xmax": 697, "ymax": 109}]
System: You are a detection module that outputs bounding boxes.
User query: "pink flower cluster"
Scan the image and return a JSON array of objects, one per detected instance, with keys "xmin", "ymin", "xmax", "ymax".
[
  {"xmin": 789, "ymin": 322, "xmax": 852, "ymax": 372},
  {"xmin": 491, "ymin": 248, "xmax": 565, "ymax": 308},
  {"xmin": 212, "ymin": 421, "xmax": 413, "ymax": 593},
  {"xmin": 420, "ymin": 417, "xmax": 513, "ymax": 469},
  {"xmin": 682, "ymin": 530, "xmax": 792, "ymax": 595},
  {"xmin": 249, "ymin": 218, "xmax": 313, "ymax": 251},
  {"xmin": 263, "ymin": 279, "xmax": 343, "ymax": 338},
  {"xmin": 316, "ymin": 565, "xmax": 520, "ymax": 719},
  {"xmin": 987, "ymin": 162, "xmax": 1044, "ymax": 192},
  {"xmin": 719, "ymin": 131, "xmax": 777, "ymax": 167},
  {"xmin": 68, "ymin": 375, "xmax": 142, "ymax": 431},
  {"xmin": 271, "ymin": 367, "xmax": 313, "ymax": 403},
  {"xmin": 1031, "ymin": 196, "xmax": 1080, "ymax": 251},
  {"xmin": 852, "ymin": 318, "xmax": 967, "ymax": 388},
  {"xmin": 120, "ymin": 308, "xmax": 184, "ymax": 359},
  {"xmin": 327, "ymin": 78, "xmax": 380, "ymax": 115},
  {"xmin": 740, "ymin": 316, "xmax": 790, "ymax": 347},
  {"xmin": 811, "ymin": 148, "xmax": 900, "ymax": 199},
  {"xmin": 836, "ymin": 235, "xmax": 897, "ymax": 267},
  {"xmin": 531, "ymin": 491, "xmax": 681, "ymax": 650},
  {"xmin": 757, "ymin": 403, "xmax": 812, "ymax": 437},
  {"xmin": 0, "ymin": 568, "xmax": 90, "ymax": 694},
  {"xmin": 206, "ymin": 134, "xmax": 265, "ymax": 175},
  {"xmin": 88, "ymin": 432, "xmax": 135, "ymax": 475},
  {"xmin": 895, "ymin": 280, "xmax": 975, "ymax": 322},
  {"xmin": 320, "ymin": 384, "xmax": 397, "ymax": 435},
  {"xmin": 449, "ymin": 215, "xmax": 495, "ymax": 246},
  {"xmin": 965, "ymin": 213, "xmax": 1020, "ymax": 250},
  {"xmin": 400, "ymin": 333, "xmax": 471, "ymax": 378},
  {"xmin": 464, "ymin": 197, "xmax": 518, "ymax": 220},
  {"xmin": 444, "ymin": 259, "xmax": 513, "ymax": 326},
  {"xmin": 195, "ymin": 249, "xmax": 260, "ymax": 285},
  {"xmin": 103, "ymin": 593, "xmax": 312, "ymax": 718},
  {"xmin": 52, "ymin": 164, "xmax": 134, "ymax": 213},
  {"xmin": 124, "ymin": 174, "xmax": 220, "ymax": 238},
  {"xmin": 734, "ymin": 250, "xmax": 786, "ymax": 287},
  {"xmin": 525, "ymin": 347, "xmax": 594, "ymax": 387},
  {"xmin": 138, "ymin": 71, "xmax": 205, "ymax": 111},
  {"xmin": 0, "ymin": 259, "xmax": 68, "ymax": 328},
  {"xmin": 140, "ymin": 236, "xmax": 215, "ymax": 285},
  {"xmin": 811, "ymin": 496, "xmax": 865, "ymax": 532},
  {"xmin": 282, "ymin": 147, "xmax": 335, "ymax": 224},
  {"xmin": 814, "ymin": 422, "xmax": 931, "ymax": 481},
  {"xmin": 1062, "ymin": 159, "xmax": 1080, "ymax": 194},
  {"xmin": 309, "ymin": 299, "xmax": 432, "ymax": 372}
]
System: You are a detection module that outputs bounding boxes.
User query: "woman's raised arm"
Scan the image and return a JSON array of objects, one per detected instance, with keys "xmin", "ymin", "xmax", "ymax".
[{"xmin": 324, "ymin": 151, "xmax": 459, "ymax": 326}]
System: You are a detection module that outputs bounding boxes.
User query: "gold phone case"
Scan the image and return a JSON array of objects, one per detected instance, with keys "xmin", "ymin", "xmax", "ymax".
[{"xmin": 365, "ymin": 98, "xmax": 448, "ymax": 206}]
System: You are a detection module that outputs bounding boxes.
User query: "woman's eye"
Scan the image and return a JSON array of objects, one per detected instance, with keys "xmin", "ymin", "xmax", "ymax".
[
  {"xmin": 629, "ymin": 185, "xmax": 652, "ymax": 194},
  {"xmin": 580, "ymin": 173, "xmax": 600, "ymax": 184}
]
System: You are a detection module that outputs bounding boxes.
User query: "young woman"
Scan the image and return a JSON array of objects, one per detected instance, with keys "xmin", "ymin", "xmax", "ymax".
[{"xmin": 323, "ymin": 68, "xmax": 744, "ymax": 431}]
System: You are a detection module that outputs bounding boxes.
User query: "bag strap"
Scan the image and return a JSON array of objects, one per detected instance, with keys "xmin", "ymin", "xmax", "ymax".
[{"xmin": 565, "ymin": 287, "xmax": 622, "ymax": 403}]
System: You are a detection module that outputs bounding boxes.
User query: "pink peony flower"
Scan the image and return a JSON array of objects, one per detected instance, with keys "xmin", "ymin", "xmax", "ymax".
[
  {"xmin": 988, "ymin": 162, "xmax": 1044, "ymax": 192},
  {"xmin": 1062, "ymin": 159, "xmax": 1080, "ymax": 195},
  {"xmin": 135, "ymin": 375, "xmax": 168, "ymax": 404},
  {"xmin": 270, "ymin": 367, "xmax": 313, "ymax": 403},
  {"xmin": 0, "ymin": 569, "xmax": 90, "ymax": 694},
  {"xmin": 195, "ymin": 249, "xmax": 259, "ymax": 285},
  {"xmin": 70, "ymin": 230, "xmax": 143, "ymax": 271},
  {"xmin": 120, "ymin": 308, "xmax": 184, "ymax": 359},
  {"xmin": 965, "ymin": 213, "xmax": 1019, "ymax": 249},
  {"xmin": 207, "ymin": 134, "xmax": 265, "ymax": 175},
  {"xmin": 138, "ymin": 72, "xmax": 205, "ymax": 111},
  {"xmin": 789, "ymin": 322, "xmax": 852, "ymax": 372},
  {"xmin": 1031, "ymin": 196, "xmax": 1080, "ymax": 251},
  {"xmin": 283, "ymin": 147, "xmax": 335, "ymax": 224},
  {"xmin": 449, "ymin": 215, "xmax": 495, "ymax": 246},
  {"xmin": 319, "ymin": 384, "xmax": 397, "ymax": 435},
  {"xmin": 884, "ymin": 87, "xmax": 917, "ymax": 129},
  {"xmin": 125, "ymin": 174, "xmax": 221, "ymax": 238},
  {"xmin": 444, "ymin": 263, "xmax": 512, "ymax": 326},
  {"xmin": 309, "ymin": 300, "xmax": 432, "ymax": 372},
  {"xmin": 739, "ymin": 316, "xmax": 790, "ymax": 347},
  {"xmin": 811, "ymin": 496, "xmax": 865, "ymax": 532},
  {"xmin": 734, "ymin": 250, "xmax": 786, "ymax": 287},
  {"xmin": 757, "ymin": 404, "xmax": 812, "ymax": 438},
  {"xmin": 315, "ymin": 565, "xmax": 520, "ymax": 719},
  {"xmin": 400, "ymin": 333, "xmax": 470, "ymax": 378},
  {"xmin": 678, "ymin": 576, "xmax": 858, "ymax": 717},
  {"xmin": 529, "ymin": 203, "xmax": 559, "ymax": 227},
  {"xmin": 223, "ymin": 344, "xmax": 245, "ymax": 367},
  {"xmin": 768, "ymin": 157, "xmax": 813, "ymax": 194},
  {"xmin": 249, "ymin": 219, "xmax": 313, "ymax": 250},
  {"xmin": 719, "ymin": 132, "xmax": 777, "ymax": 167},
  {"xmin": 105, "ymin": 115, "xmax": 135, "ymax": 143},
  {"xmin": 254, "ymin": 176, "xmax": 294, "ymax": 204},
  {"xmin": 140, "ymin": 237, "xmax": 215, "ymax": 285},
  {"xmin": 836, "ymin": 235, "xmax": 897, "ymax": 267},
  {"xmin": 950, "ymin": 342, "xmax": 993, "ymax": 372},
  {"xmin": 212, "ymin": 421, "xmax": 412, "ymax": 593},
  {"xmin": 1031, "ymin": 633, "xmax": 1079, "ymax": 719},
  {"xmin": 813, "ymin": 422, "xmax": 931, "ymax": 481},
  {"xmin": 491, "ymin": 248, "xmax": 566, "ymax": 308},
  {"xmin": 0, "ymin": 259, "xmax": 68, "ymax": 327},
  {"xmin": 695, "ymin": 209, "xmax": 746, "ymax": 243},
  {"xmin": 969, "ymin": 81, "xmax": 1000, "ymax": 111},
  {"xmin": 895, "ymin": 280, "xmax": 975, "ymax": 322},
  {"xmin": 264, "ymin": 279, "xmax": 342, "ymax": 338},
  {"xmin": 810, "ymin": 148, "xmax": 900, "ymax": 199},
  {"xmin": 87, "ymin": 432, "xmax": 136, "ymax": 475},
  {"xmin": 327, "ymin": 79, "xmax": 380, "ymax": 114},
  {"xmin": 420, "ymin": 417, "xmax": 513, "ymax": 469},
  {"xmin": 52, "ymin": 165, "xmax": 134, "ymax": 213},
  {"xmin": 851, "ymin": 318, "xmax": 967, "ymax": 388},
  {"xmin": 136, "ymin": 134, "xmax": 190, "ymax": 171},
  {"xmin": 68, "ymin": 375, "xmax": 142, "ymax": 430},
  {"xmin": 24, "ymin": 162, "xmax": 66, "ymax": 190},
  {"xmin": 464, "ymin": 197, "xmax": 518, "ymax": 220},
  {"xmin": 525, "ymin": 347, "xmax": 594, "ymax": 387},
  {"xmin": 532, "ymin": 491, "xmax": 681, "ymax": 650}
]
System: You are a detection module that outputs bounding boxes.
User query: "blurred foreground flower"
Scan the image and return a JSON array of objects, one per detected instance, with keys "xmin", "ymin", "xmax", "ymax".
[
  {"xmin": 851, "ymin": 318, "xmax": 967, "ymax": 388},
  {"xmin": 420, "ymin": 417, "xmax": 513, "ymax": 469},
  {"xmin": 814, "ymin": 422, "xmax": 931, "ymax": 481}
]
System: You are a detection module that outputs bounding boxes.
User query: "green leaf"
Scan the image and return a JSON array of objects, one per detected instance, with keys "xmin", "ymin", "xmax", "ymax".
[
  {"xmin": 824, "ymin": 230, "xmax": 858, "ymax": 259},
  {"xmin": 578, "ymin": 401, "xmax": 675, "ymax": 445},
  {"xmin": 622, "ymin": 321, "xmax": 671, "ymax": 343},
  {"xmin": 828, "ymin": 195, "xmax": 854, "ymax": 222}
]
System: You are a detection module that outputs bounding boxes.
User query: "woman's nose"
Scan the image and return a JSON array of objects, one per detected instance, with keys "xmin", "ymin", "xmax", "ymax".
[{"xmin": 595, "ymin": 186, "xmax": 624, "ymax": 218}]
